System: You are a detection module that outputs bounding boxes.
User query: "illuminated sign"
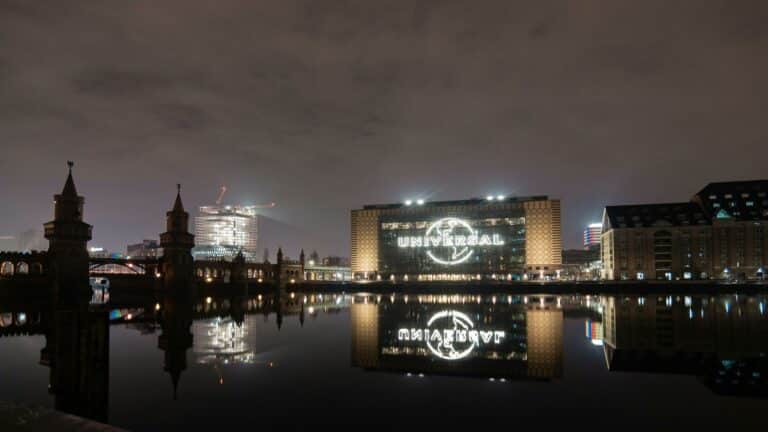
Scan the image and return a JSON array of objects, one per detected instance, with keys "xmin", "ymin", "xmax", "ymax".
[
  {"xmin": 397, "ymin": 310, "xmax": 506, "ymax": 360},
  {"xmin": 396, "ymin": 217, "xmax": 504, "ymax": 265}
]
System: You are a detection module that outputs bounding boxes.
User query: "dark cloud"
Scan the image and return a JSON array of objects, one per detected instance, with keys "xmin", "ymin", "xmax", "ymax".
[
  {"xmin": 72, "ymin": 68, "xmax": 177, "ymax": 97},
  {"xmin": 152, "ymin": 103, "xmax": 212, "ymax": 131},
  {"xmin": 0, "ymin": 0, "xmax": 767, "ymax": 255}
]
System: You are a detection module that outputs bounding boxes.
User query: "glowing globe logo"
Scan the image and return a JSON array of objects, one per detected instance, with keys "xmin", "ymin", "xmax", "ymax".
[
  {"xmin": 396, "ymin": 217, "xmax": 504, "ymax": 266},
  {"xmin": 396, "ymin": 310, "xmax": 506, "ymax": 361},
  {"xmin": 426, "ymin": 310, "xmax": 477, "ymax": 360},
  {"xmin": 425, "ymin": 217, "xmax": 475, "ymax": 265}
]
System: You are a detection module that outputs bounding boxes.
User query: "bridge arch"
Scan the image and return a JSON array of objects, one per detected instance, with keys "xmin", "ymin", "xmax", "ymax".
[
  {"xmin": 31, "ymin": 262, "xmax": 43, "ymax": 275},
  {"xmin": 0, "ymin": 313, "xmax": 12, "ymax": 327},
  {"xmin": 0, "ymin": 261, "xmax": 13, "ymax": 276},
  {"xmin": 16, "ymin": 262, "xmax": 29, "ymax": 275}
]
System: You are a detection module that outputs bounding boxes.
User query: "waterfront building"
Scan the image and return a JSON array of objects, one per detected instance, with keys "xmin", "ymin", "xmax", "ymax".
[
  {"xmin": 127, "ymin": 239, "xmax": 162, "ymax": 258},
  {"xmin": 561, "ymin": 248, "xmax": 601, "ymax": 280},
  {"xmin": 304, "ymin": 261, "xmax": 352, "ymax": 281},
  {"xmin": 601, "ymin": 180, "xmax": 768, "ymax": 281},
  {"xmin": 351, "ymin": 195, "xmax": 562, "ymax": 281}
]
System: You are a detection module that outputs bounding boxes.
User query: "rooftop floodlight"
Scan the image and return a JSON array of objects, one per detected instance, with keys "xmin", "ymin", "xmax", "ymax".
[
  {"xmin": 496, "ymin": 195, "xmax": 505, "ymax": 201},
  {"xmin": 405, "ymin": 200, "xmax": 413, "ymax": 206},
  {"xmin": 416, "ymin": 199, "xmax": 425, "ymax": 205},
  {"xmin": 486, "ymin": 195, "xmax": 494, "ymax": 201}
]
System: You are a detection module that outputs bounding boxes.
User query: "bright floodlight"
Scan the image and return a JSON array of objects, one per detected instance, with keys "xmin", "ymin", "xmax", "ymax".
[
  {"xmin": 405, "ymin": 200, "xmax": 413, "ymax": 206},
  {"xmin": 416, "ymin": 199, "xmax": 425, "ymax": 205},
  {"xmin": 486, "ymin": 195, "xmax": 494, "ymax": 201},
  {"xmin": 496, "ymin": 195, "xmax": 505, "ymax": 201}
]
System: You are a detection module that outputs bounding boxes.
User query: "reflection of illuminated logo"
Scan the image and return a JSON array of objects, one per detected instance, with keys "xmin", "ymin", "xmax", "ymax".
[
  {"xmin": 396, "ymin": 217, "xmax": 504, "ymax": 265},
  {"xmin": 397, "ymin": 310, "xmax": 505, "ymax": 360}
]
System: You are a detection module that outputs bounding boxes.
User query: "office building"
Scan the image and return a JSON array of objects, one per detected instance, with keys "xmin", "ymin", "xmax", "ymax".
[
  {"xmin": 351, "ymin": 195, "xmax": 561, "ymax": 280},
  {"xmin": 193, "ymin": 205, "xmax": 259, "ymax": 261}
]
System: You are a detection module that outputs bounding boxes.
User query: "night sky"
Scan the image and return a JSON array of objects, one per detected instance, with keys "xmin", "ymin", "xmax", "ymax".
[{"xmin": 1, "ymin": 0, "xmax": 767, "ymax": 256}]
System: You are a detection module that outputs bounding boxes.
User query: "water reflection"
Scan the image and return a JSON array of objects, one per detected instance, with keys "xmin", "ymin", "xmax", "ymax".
[
  {"xmin": 350, "ymin": 294, "xmax": 563, "ymax": 380},
  {"xmin": 40, "ymin": 291, "xmax": 110, "ymax": 423},
  {"xmin": 2, "ymin": 289, "xmax": 768, "ymax": 428},
  {"xmin": 601, "ymin": 294, "xmax": 768, "ymax": 397}
]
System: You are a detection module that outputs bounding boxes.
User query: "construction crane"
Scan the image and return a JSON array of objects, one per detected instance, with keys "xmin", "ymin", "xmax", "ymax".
[
  {"xmin": 214, "ymin": 185, "xmax": 276, "ymax": 209},
  {"xmin": 215, "ymin": 185, "xmax": 227, "ymax": 205}
]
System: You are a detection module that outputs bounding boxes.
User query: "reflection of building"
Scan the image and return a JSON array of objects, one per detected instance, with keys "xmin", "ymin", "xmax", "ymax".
[
  {"xmin": 193, "ymin": 316, "xmax": 256, "ymax": 365},
  {"xmin": 41, "ymin": 306, "xmax": 110, "ymax": 423},
  {"xmin": 351, "ymin": 196, "xmax": 562, "ymax": 281},
  {"xmin": 602, "ymin": 294, "xmax": 768, "ymax": 396},
  {"xmin": 601, "ymin": 180, "xmax": 768, "ymax": 281},
  {"xmin": 127, "ymin": 239, "xmax": 162, "ymax": 258},
  {"xmin": 194, "ymin": 205, "xmax": 259, "ymax": 261},
  {"xmin": 584, "ymin": 318, "xmax": 603, "ymax": 346},
  {"xmin": 350, "ymin": 294, "xmax": 563, "ymax": 380}
]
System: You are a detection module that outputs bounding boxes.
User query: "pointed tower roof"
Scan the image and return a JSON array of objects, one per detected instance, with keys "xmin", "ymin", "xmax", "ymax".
[
  {"xmin": 61, "ymin": 161, "xmax": 78, "ymax": 197},
  {"xmin": 172, "ymin": 184, "xmax": 185, "ymax": 213}
]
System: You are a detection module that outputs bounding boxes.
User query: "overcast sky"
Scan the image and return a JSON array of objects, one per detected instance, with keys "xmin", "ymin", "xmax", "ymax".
[{"xmin": 1, "ymin": 0, "xmax": 767, "ymax": 255}]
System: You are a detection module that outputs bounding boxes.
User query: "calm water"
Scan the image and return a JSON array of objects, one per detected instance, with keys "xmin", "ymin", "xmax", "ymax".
[{"xmin": 1, "ymin": 290, "xmax": 767, "ymax": 428}]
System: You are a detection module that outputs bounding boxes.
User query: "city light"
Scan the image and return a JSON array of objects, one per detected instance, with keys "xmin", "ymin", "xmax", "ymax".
[
  {"xmin": 404, "ymin": 200, "xmax": 413, "ymax": 206},
  {"xmin": 496, "ymin": 195, "xmax": 504, "ymax": 201},
  {"xmin": 416, "ymin": 199, "xmax": 425, "ymax": 205},
  {"xmin": 486, "ymin": 195, "xmax": 494, "ymax": 201}
]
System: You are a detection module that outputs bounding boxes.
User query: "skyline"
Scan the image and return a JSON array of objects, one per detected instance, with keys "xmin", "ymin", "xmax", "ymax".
[{"xmin": 2, "ymin": 0, "xmax": 767, "ymax": 255}]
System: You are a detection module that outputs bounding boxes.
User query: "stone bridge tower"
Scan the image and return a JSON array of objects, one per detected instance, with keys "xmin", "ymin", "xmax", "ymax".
[
  {"xmin": 160, "ymin": 185, "xmax": 195, "ymax": 293},
  {"xmin": 43, "ymin": 162, "xmax": 92, "ymax": 299}
]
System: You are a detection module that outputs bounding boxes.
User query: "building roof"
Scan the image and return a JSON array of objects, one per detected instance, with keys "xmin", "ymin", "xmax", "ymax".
[
  {"xmin": 603, "ymin": 202, "xmax": 709, "ymax": 230},
  {"xmin": 693, "ymin": 180, "xmax": 768, "ymax": 221},
  {"xmin": 361, "ymin": 195, "xmax": 550, "ymax": 210}
]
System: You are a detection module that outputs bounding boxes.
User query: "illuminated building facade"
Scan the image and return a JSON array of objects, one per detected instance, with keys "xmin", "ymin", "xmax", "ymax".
[
  {"xmin": 193, "ymin": 205, "xmax": 259, "ymax": 261},
  {"xmin": 583, "ymin": 223, "xmax": 602, "ymax": 250},
  {"xmin": 601, "ymin": 180, "xmax": 768, "ymax": 281},
  {"xmin": 351, "ymin": 196, "xmax": 562, "ymax": 280}
]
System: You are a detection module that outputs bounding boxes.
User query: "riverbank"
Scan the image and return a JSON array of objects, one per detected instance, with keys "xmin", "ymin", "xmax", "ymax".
[{"xmin": 0, "ymin": 401, "xmax": 126, "ymax": 432}]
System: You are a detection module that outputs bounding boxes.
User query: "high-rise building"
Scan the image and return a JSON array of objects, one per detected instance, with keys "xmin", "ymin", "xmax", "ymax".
[
  {"xmin": 193, "ymin": 205, "xmax": 259, "ymax": 261},
  {"xmin": 351, "ymin": 195, "xmax": 562, "ymax": 280},
  {"xmin": 583, "ymin": 223, "xmax": 602, "ymax": 250}
]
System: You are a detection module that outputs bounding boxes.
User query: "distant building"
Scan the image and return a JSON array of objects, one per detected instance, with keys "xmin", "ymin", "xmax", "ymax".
[
  {"xmin": 561, "ymin": 248, "xmax": 601, "ymax": 280},
  {"xmin": 193, "ymin": 205, "xmax": 259, "ymax": 261},
  {"xmin": 88, "ymin": 246, "xmax": 111, "ymax": 259},
  {"xmin": 0, "ymin": 236, "xmax": 16, "ymax": 252},
  {"xmin": 127, "ymin": 239, "xmax": 162, "ymax": 258},
  {"xmin": 321, "ymin": 256, "xmax": 349, "ymax": 267},
  {"xmin": 601, "ymin": 180, "xmax": 768, "ymax": 281},
  {"xmin": 583, "ymin": 223, "xmax": 602, "ymax": 250},
  {"xmin": 17, "ymin": 228, "xmax": 47, "ymax": 252}
]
